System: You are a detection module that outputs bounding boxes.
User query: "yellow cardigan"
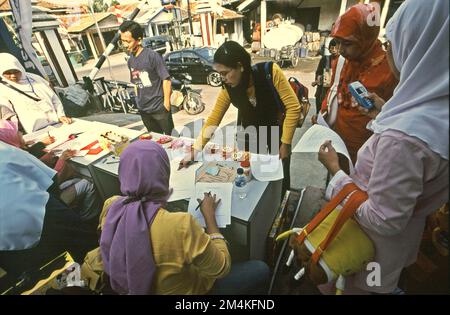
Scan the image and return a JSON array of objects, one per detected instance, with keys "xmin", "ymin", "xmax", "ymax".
[
  {"xmin": 99, "ymin": 196, "xmax": 231, "ymax": 295},
  {"xmin": 194, "ymin": 62, "xmax": 301, "ymax": 151}
]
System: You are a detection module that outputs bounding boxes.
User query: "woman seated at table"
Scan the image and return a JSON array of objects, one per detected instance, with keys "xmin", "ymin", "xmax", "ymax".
[
  {"xmin": 0, "ymin": 141, "xmax": 98, "ymax": 278},
  {"xmin": 0, "ymin": 53, "xmax": 72, "ymax": 134},
  {"xmin": 0, "ymin": 119, "xmax": 100, "ymax": 222},
  {"xmin": 97, "ymin": 140, "xmax": 270, "ymax": 295}
]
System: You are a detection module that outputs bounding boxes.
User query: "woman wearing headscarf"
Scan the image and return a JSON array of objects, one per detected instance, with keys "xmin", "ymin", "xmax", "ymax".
[
  {"xmin": 315, "ymin": 0, "xmax": 448, "ymax": 294},
  {"xmin": 0, "ymin": 53, "xmax": 72, "ymax": 134},
  {"xmin": 0, "ymin": 142, "xmax": 97, "ymax": 277},
  {"xmin": 0, "ymin": 119, "xmax": 100, "ymax": 222},
  {"xmin": 99, "ymin": 140, "xmax": 270, "ymax": 295},
  {"xmin": 180, "ymin": 41, "xmax": 301, "ymax": 194},
  {"xmin": 316, "ymin": 3, "xmax": 398, "ymax": 164}
]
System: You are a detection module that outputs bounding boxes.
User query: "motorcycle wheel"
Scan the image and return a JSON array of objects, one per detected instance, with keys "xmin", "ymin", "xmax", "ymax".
[
  {"xmin": 183, "ymin": 92, "xmax": 205, "ymax": 115},
  {"xmin": 207, "ymin": 71, "xmax": 222, "ymax": 87}
]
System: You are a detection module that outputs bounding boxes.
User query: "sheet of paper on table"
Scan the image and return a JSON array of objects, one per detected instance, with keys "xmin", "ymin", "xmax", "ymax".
[
  {"xmin": 168, "ymin": 158, "xmax": 202, "ymax": 202},
  {"xmin": 44, "ymin": 121, "xmax": 95, "ymax": 151},
  {"xmin": 46, "ymin": 133, "xmax": 96, "ymax": 153},
  {"xmin": 196, "ymin": 162, "xmax": 236, "ymax": 183},
  {"xmin": 188, "ymin": 182, "xmax": 233, "ymax": 228},
  {"xmin": 250, "ymin": 154, "xmax": 284, "ymax": 181},
  {"xmin": 292, "ymin": 124, "xmax": 354, "ymax": 173}
]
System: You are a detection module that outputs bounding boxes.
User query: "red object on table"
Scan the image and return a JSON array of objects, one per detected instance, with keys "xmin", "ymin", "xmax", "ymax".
[
  {"xmin": 156, "ymin": 136, "xmax": 173, "ymax": 144},
  {"xmin": 139, "ymin": 133, "xmax": 153, "ymax": 140},
  {"xmin": 80, "ymin": 140, "xmax": 103, "ymax": 155}
]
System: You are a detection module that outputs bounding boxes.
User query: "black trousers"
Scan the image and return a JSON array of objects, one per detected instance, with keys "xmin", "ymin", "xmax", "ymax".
[{"xmin": 140, "ymin": 110, "xmax": 174, "ymax": 135}]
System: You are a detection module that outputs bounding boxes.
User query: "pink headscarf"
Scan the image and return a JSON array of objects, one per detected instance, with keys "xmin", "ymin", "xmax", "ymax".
[{"xmin": 0, "ymin": 119, "xmax": 21, "ymax": 147}]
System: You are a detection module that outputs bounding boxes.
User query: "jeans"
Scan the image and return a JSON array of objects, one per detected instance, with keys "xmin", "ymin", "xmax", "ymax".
[
  {"xmin": 140, "ymin": 110, "xmax": 174, "ymax": 135},
  {"xmin": 209, "ymin": 260, "xmax": 271, "ymax": 295}
]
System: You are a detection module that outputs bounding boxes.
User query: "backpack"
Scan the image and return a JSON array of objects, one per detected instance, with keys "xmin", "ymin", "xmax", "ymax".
[{"xmin": 260, "ymin": 62, "xmax": 311, "ymax": 128}]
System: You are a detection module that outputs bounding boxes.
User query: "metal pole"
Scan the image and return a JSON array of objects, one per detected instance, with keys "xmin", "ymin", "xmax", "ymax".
[
  {"xmin": 187, "ymin": 0, "xmax": 194, "ymax": 35},
  {"xmin": 260, "ymin": 0, "xmax": 267, "ymax": 49},
  {"xmin": 89, "ymin": 0, "xmax": 107, "ymax": 51},
  {"xmin": 380, "ymin": 0, "xmax": 391, "ymax": 31}
]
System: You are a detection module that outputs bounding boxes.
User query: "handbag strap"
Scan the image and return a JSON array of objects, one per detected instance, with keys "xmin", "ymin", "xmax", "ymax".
[
  {"xmin": 296, "ymin": 182, "xmax": 358, "ymax": 244},
  {"xmin": 0, "ymin": 77, "xmax": 41, "ymax": 102},
  {"xmin": 311, "ymin": 188, "xmax": 368, "ymax": 264},
  {"xmin": 325, "ymin": 56, "xmax": 345, "ymax": 105}
]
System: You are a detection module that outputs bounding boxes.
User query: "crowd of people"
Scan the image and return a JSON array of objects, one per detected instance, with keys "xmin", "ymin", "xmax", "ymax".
[{"xmin": 0, "ymin": 0, "xmax": 448, "ymax": 295}]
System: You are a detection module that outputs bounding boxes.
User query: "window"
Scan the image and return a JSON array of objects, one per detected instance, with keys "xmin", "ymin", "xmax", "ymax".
[
  {"xmin": 196, "ymin": 48, "xmax": 215, "ymax": 63},
  {"xmin": 168, "ymin": 52, "xmax": 182, "ymax": 63},
  {"xmin": 216, "ymin": 21, "xmax": 235, "ymax": 34},
  {"xmin": 182, "ymin": 51, "xmax": 200, "ymax": 64}
]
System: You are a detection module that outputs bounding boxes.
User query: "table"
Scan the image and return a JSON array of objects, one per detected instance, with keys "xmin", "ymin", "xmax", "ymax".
[
  {"xmin": 23, "ymin": 119, "xmax": 143, "ymax": 179},
  {"xmin": 91, "ymin": 132, "xmax": 283, "ymax": 261}
]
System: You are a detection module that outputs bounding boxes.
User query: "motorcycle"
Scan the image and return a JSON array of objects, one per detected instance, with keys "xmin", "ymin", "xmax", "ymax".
[{"xmin": 170, "ymin": 73, "xmax": 205, "ymax": 115}]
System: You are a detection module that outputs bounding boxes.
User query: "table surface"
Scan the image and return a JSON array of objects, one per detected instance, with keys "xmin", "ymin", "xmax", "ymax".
[
  {"xmin": 92, "ymin": 132, "xmax": 274, "ymax": 222},
  {"xmin": 23, "ymin": 119, "xmax": 143, "ymax": 167}
]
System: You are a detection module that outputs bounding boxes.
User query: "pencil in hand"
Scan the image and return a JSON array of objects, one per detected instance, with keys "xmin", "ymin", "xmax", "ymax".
[{"xmin": 195, "ymin": 191, "xmax": 211, "ymax": 211}]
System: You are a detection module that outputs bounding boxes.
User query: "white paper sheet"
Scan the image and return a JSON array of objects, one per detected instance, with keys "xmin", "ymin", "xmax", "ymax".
[
  {"xmin": 44, "ymin": 120, "xmax": 94, "ymax": 151},
  {"xmin": 250, "ymin": 154, "xmax": 284, "ymax": 181},
  {"xmin": 168, "ymin": 158, "xmax": 202, "ymax": 202},
  {"xmin": 292, "ymin": 124, "xmax": 354, "ymax": 173},
  {"xmin": 188, "ymin": 182, "xmax": 233, "ymax": 228},
  {"xmin": 317, "ymin": 112, "xmax": 329, "ymax": 128}
]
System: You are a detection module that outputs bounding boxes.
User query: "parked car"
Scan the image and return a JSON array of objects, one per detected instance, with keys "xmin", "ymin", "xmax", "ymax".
[
  {"xmin": 142, "ymin": 35, "xmax": 173, "ymax": 55},
  {"xmin": 164, "ymin": 47, "xmax": 222, "ymax": 87}
]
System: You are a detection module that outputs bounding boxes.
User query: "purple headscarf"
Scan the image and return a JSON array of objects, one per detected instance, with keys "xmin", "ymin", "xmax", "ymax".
[{"xmin": 100, "ymin": 140, "xmax": 171, "ymax": 294}]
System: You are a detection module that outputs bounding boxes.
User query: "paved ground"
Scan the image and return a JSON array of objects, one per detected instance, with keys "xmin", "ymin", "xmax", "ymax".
[{"xmin": 76, "ymin": 52, "xmax": 328, "ymax": 192}]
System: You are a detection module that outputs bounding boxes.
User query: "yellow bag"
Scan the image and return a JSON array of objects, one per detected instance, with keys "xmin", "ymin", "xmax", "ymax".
[
  {"xmin": 282, "ymin": 183, "xmax": 375, "ymax": 292},
  {"xmin": 80, "ymin": 247, "xmax": 107, "ymax": 293}
]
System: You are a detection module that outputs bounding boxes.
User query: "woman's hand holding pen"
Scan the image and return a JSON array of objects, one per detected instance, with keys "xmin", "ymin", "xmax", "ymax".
[
  {"xmin": 197, "ymin": 192, "xmax": 221, "ymax": 234},
  {"xmin": 42, "ymin": 135, "xmax": 55, "ymax": 146}
]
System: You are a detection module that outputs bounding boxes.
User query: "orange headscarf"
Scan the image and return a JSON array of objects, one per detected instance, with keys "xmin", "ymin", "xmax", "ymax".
[
  {"xmin": 332, "ymin": 4, "xmax": 380, "ymax": 53},
  {"xmin": 322, "ymin": 4, "xmax": 398, "ymax": 164}
]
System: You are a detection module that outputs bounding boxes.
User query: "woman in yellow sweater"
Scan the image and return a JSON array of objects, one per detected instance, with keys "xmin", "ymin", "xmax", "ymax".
[
  {"xmin": 99, "ymin": 140, "xmax": 269, "ymax": 294},
  {"xmin": 180, "ymin": 41, "xmax": 301, "ymax": 192}
]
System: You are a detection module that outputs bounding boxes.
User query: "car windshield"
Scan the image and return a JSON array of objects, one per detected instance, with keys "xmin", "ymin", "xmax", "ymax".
[{"xmin": 196, "ymin": 48, "xmax": 215, "ymax": 63}]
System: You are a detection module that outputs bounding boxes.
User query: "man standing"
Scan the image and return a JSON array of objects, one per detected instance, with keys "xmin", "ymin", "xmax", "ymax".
[{"xmin": 120, "ymin": 21, "xmax": 174, "ymax": 134}]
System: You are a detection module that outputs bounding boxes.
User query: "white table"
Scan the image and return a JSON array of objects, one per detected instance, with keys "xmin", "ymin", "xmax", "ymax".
[
  {"xmin": 91, "ymin": 132, "xmax": 283, "ymax": 261},
  {"xmin": 23, "ymin": 119, "xmax": 143, "ymax": 179}
]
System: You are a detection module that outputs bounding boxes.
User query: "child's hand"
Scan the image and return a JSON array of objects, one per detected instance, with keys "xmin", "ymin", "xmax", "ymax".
[
  {"xmin": 42, "ymin": 135, "xmax": 56, "ymax": 145},
  {"xmin": 60, "ymin": 149, "xmax": 76, "ymax": 161}
]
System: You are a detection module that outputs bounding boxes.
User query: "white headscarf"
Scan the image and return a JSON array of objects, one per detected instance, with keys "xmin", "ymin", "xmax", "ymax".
[
  {"xmin": 0, "ymin": 141, "xmax": 57, "ymax": 250},
  {"xmin": 0, "ymin": 53, "xmax": 65, "ymax": 133},
  {"xmin": 370, "ymin": 0, "xmax": 449, "ymax": 160}
]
